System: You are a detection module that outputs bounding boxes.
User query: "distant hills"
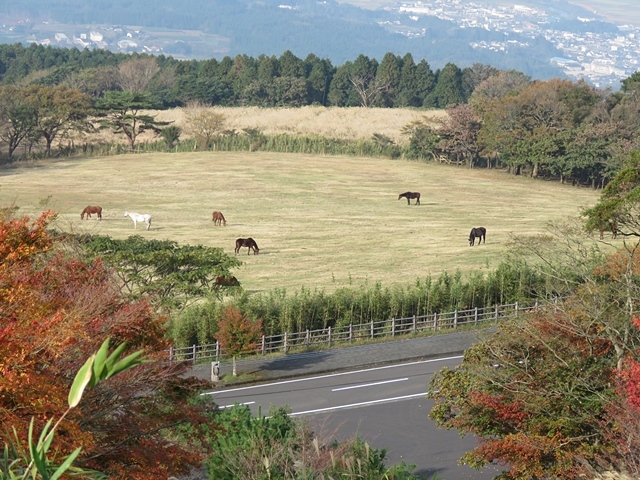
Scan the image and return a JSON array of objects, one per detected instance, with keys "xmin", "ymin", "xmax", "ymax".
[{"xmin": 0, "ymin": 0, "xmax": 607, "ymax": 81}]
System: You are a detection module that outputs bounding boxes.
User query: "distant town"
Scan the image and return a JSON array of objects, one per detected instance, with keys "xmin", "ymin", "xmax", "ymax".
[
  {"xmin": 1, "ymin": 0, "xmax": 638, "ymax": 89},
  {"xmin": 388, "ymin": 0, "xmax": 639, "ymax": 88}
]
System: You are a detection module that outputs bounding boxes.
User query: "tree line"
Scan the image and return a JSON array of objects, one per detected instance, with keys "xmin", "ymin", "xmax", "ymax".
[
  {"xmin": 2, "ymin": 43, "xmax": 640, "ymax": 189},
  {"xmin": 0, "ymin": 42, "xmax": 485, "ymax": 108}
]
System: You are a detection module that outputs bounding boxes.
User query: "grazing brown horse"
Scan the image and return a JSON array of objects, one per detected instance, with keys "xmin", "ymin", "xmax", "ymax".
[
  {"xmin": 81, "ymin": 205, "xmax": 102, "ymax": 220},
  {"xmin": 235, "ymin": 238, "xmax": 259, "ymax": 255},
  {"xmin": 469, "ymin": 227, "xmax": 486, "ymax": 246},
  {"xmin": 599, "ymin": 221, "xmax": 618, "ymax": 240},
  {"xmin": 214, "ymin": 276, "xmax": 240, "ymax": 288},
  {"xmin": 212, "ymin": 211, "xmax": 227, "ymax": 226},
  {"xmin": 398, "ymin": 192, "xmax": 421, "ymax": 205}
]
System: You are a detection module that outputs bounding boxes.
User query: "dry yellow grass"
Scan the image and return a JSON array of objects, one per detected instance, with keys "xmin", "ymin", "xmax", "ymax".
[
  {"xmin": 151, "ymin": 106, "xmax": 446, "ymax": 144},
  {"xmin": 0, "ymin": 151, "xmax": 601, "ymax": 295}
]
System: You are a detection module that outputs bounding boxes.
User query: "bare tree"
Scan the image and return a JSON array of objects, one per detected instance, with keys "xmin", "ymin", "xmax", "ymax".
[
  {"xmin": 348, "ymin": 72, "xmax": 390, "ymax": 108},
  {"xmin": 64, "ymin": 66, "xmax": 119, "ymax": 97},
  {"xmin": 183, "ymin": 101, "xmax": 228, "ymax": 150},
  {"xmin": 117, "ymin": 57, "xmax": 160, "ymax": 93}
]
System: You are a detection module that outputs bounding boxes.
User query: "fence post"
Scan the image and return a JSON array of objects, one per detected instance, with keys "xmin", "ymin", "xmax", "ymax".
[
  {"xmin": 306, "ymin": 329, "xmax": 310, "ymax": 348},
  {"xmin": 454, "ymin": 310, "xmax": 458, "ymax": 329},
  {"xmin": 328, "ymin": 326, "xmax": 332, "ymax": 348},
  {"xmin": 474, "ymin": 307, "xmax": 478, "ymax": 325},
  {"xmin": 215, "ymin": 340, "xmax": 219, "ymax": 363},
  {"xmin": 413, "ymin": 315, "xmax": 417, "ymax": 334},
  {"xmin": 261, "ymin": 335, "xmax": 265, "ymax": 355},
  {"xmin": 192, "ymin": 344, "xmax": 196, "ymax": 365},
  {"xmin": 495, "ymin": 304, "xmax": 499, "ymax": 323},
  {"xmin": 392, "ymin": 318, "xmax": 396, "ymax": 336},
  {"xmin": 434, "ymin": 312, "xmax": 438, "ymax": 331},
  {"xmin": 284, "ymin": 332, "xmax": 288, "ymax": 353},
  {"xmin": 371, "ymin": 320, "xmax": 374, "ymax": 339},
  {"xmin": 169, "ymin": 346, "xmax": 173, "ymax": 364},
  {"xmin": 349, "ymin": 324, "xmax": 353, "ymax": 343},
  {"xmin": 515, "ymin": 301, "xmax": 519, "ymax": 317}
]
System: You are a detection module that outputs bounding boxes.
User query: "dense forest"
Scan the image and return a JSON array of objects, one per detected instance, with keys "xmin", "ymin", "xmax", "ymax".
[
  {"xmin": 0, "ymin": 0, "xmax": 566, "ymax": 76},
  {"xmin": 1, "ymin": 43, "xmax": 640, "ymax": 188},
  {"xmin": 0, "ymin": 42, "xmax": 490, "ymax": 108}
]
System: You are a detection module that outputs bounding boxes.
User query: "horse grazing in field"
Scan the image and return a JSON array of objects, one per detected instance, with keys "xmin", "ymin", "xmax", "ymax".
[
  {"xmin": 235, "ymin": 237, "xmax": 259, "ymax": 255},
  {"xmin": 124, "ymin": 211, "xmax": 152, "ymax": 230},
  {"xmin": 214, "ymin": 276, "xmax": 240, "ymax": 289},
  {"xmin": 81, "ymin": 205, "xmax": 102, "ymax": 220},
  {"xmin": 212, "ymin": 211, "xmax": 227, "ymax": 226},
  {"xmin": 398, "ymin": 192, "xmax": 421, "ymax": 205},
  {"xmin": 599, "ymin": 221, "xmax": 618, "ymax": 240},
  {"xmin": 469, "ymin": 227, "xmax": 486, "ymax": 246}
]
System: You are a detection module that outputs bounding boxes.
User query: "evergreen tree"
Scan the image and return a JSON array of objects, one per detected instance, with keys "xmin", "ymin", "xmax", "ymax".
[
  {"xmin": 278, "ymin": 50, "xmax": 305, "ymax": 78},
  {"xmin": 414, "ymin": 59, "xmax": 436, "ymax": 107},
  {"xmin": 304, "ymin": 53, "xmax": 334, "ymax": 106},
  {"xmin": 375, "ymin": 52, "xmax": 403, "ymax": 107},
  {"xmin": 426, "ymin": 62, "xmax": 465, "ymax": 108},
  {"xmin": 397, "ymin": 53, "xmax": 421, "ymax": 108}
]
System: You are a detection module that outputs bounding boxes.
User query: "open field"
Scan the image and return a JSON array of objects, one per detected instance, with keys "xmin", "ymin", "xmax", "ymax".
[{"xmin": 0, "ymin": 152, "xmax": 601, "ymax": 294}]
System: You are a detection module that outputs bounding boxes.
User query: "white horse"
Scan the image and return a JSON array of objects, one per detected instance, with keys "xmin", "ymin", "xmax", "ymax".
[{"xmin": 124, "ymin": 211, "xmax": 152, "ymax": 230}]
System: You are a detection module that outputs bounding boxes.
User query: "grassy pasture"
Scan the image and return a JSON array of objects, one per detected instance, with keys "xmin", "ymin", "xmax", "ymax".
[{"xmin": 0, "ymin": 152, "xmax": 600, "ymax": 294}]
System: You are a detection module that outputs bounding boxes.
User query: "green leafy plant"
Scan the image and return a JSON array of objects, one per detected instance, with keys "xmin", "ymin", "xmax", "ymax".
[{"xmin": 1, "ymin": 338, "xmax": 145, "ymax": 480}]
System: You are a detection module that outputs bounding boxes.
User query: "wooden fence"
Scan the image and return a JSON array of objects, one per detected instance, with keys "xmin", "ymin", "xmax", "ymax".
[{"xmin": 168, "ymin": 300, "xmax": 543, "ymax": 365}]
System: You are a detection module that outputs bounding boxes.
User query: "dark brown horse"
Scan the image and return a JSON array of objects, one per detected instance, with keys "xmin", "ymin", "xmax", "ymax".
[
  {"xmin": 235, "ymin": 237, "xmax": 259, "ymax": 255},
  {"xmin": 214, "ymin": 276, "xmax": 240, "ymax": 288},
  {"xmin": 398, "ymin": 192, "xmax": 420, "ymax": 205},
  {"xmin": 469, "ymin": 227, "xmax": 486, "ymax": 246},
  {"xmin": 599, "ymin": 221, "xmax": 618, "ymax": 240},
  {"xmin": 212, "ymin": 211, "xmax": 227, "ymax": 226},
  {"xmin": 81, "ymin": 205, "xmax": 102, "ymax": 220}
]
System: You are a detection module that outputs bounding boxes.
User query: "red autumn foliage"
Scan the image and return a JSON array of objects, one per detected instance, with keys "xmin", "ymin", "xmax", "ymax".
[
  {"xmin": 216, "ymin": 305, "xmax": 263, "ymax": 356},
  {"xmin": 468, "ymin": 392, "xmax": 530, "ymax": 429},
  {"xmin": 0, "ymin": 212, "xmax": 214, "ymax": 479},
  {"xmin": 600, "ymin": 316, "xmax": 640, "ymax": 475}
]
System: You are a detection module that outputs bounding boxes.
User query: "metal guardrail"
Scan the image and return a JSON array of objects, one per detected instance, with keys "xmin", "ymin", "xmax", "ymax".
[{"xmin": 168, "ymin": 300, "xmax": 545, "ymax": 365}]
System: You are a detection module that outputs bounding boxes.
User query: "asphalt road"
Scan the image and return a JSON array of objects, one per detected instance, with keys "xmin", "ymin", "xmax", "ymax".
[{"xmin": 202, "ymin": 355, "xmax": 504, "ymax": 480}]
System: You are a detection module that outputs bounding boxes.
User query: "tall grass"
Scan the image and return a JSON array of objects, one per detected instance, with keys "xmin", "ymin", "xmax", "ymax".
[
  {"xmin": 170, "ymin": 258, "xmax": 550, "ymax": 346},
  {"xmin": 17, "ymin": 131, "xmax": 405, "ymax": 162}
]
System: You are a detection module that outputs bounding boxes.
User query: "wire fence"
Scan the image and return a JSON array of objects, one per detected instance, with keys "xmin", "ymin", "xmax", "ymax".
[{"xmin": 168, "ymin": 300, "xmax": 546, "ymax": 365}]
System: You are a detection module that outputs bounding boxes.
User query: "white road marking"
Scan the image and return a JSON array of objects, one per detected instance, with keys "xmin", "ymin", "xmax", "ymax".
[
  {"xmin": 289, "ymin": 392, "xmax": 428, "ymax": 416},
  {"xmin": 332, "ymin": 377, "xmax": 408, "ymax": 391},
  {"xmin": 219, "ymin": 401, "xmax": 255, "ymax": 409},
  {"xmin": 202, "ymin": 355, "xmax": 463, "ymax": 396}
]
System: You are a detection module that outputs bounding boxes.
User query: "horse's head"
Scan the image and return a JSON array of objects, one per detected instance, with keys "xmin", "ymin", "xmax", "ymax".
[
  {"xmin": 123, "ymin": 211, "xmax": 128, "ymax": 217},
  {"xmin": 397, "ymin": 194, "xmax": 402, "ymax": 200}
]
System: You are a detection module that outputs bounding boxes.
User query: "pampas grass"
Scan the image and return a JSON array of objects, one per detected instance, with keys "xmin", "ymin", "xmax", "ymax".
[{"xmin": 151, "ymin": 106, "xmax": 446, "ymax": 144}]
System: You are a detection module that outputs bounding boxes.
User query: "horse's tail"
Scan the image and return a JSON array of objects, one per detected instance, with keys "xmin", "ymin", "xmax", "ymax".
[{"xmin": 147, "ymin": 216, "xmax": 152, "ymax": 230}]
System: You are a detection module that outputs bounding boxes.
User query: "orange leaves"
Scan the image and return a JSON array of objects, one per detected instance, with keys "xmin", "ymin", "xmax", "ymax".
[
  {"xmin": 0, "ymin": 211, "xmax": 209, "ymax": 478},
  {"xmin": 469, "ymin": 392, "xmax": 529, "ymax": 428},
  {"xmin": 216, "ymin": 305, "xmax": 263, "ymax": 356},
  {"xmin": 0, "ymin": 211, "xmax": 55, "ymax": 265},
  {"xmin": 593, "ymin": 247, "xmax": 640, "ymax": 281},
  {"xmin": 468, "ymin": 432, "xmax": 574, "ymax": 479}
]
